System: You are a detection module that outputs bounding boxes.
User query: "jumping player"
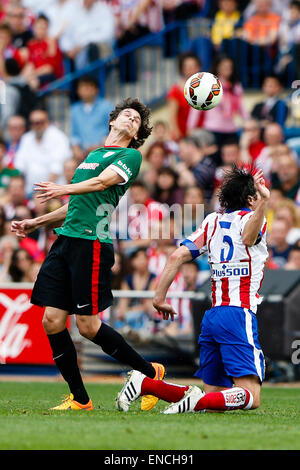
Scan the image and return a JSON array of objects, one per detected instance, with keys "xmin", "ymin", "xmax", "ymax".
[
  {"xmin": 11, "ymin": 98, "xmax": 165, "ymax": 410},
  {"xmin": 116, "ymin": 166, "xmax": 269, "ymax": 414}
]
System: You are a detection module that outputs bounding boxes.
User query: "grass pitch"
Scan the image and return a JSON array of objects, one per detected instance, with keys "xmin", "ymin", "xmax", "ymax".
[{"xmin": 0, "ymin": 381, "xmax": 300, "ymax": 450}]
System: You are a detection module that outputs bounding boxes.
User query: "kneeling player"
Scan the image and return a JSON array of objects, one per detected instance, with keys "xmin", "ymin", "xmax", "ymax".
[{"xmin": 116, "ymin": 167, "xmax": 269, "ymax": 413}]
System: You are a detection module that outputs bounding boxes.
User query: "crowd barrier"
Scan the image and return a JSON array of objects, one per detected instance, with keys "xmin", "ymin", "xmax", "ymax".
[{"xmin": 1, "ymin": 270, "xmax": 300, "ymax": 370}]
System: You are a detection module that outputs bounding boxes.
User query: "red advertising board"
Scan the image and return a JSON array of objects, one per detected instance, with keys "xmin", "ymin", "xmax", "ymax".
[{"xmin": 0, "ymin": 285, "xmax": 54, "ymax": 365}]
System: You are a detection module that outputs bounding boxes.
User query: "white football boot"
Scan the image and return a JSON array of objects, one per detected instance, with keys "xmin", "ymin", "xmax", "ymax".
[
  {"xmin": 115, "ymin": 370, "xmax": 145, "ymax": 411},
  {"xmin": 162, "ymin": 385, "xmax": 205, "ymax": 414}
]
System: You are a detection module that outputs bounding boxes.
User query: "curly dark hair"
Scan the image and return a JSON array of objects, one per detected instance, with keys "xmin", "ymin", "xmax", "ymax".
[
  {"xmin": 108, "ymin": 97, "xmax": 152, "ymax": 149},
  {"xmin": 218, "ymin": 165, "xmax": 257, "ymax": 211}
]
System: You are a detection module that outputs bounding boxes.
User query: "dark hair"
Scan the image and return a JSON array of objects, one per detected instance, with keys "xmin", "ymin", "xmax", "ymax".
[
  {"xmin": 5, "ymin": 58, "xmax": 21, "ymax": 76},
  {"xmin": 152, "ymin": 167, "xmax": 179, "ymax": 201},
  {"xmin": 218, "ymin": 165, "xmax": 257, "ymax": 211},
  {"xmin": 130, "ymin": 180, "xmax": 148, "ymax": 191},
  {"xmin": 291, "ymin": 0, "xmax": 300, "ymax": 9},
  {"xmin": 0, "ymin": 137, "xmax": 6, "ymax": 148},
  {"xmin": 263, "ymin": 74, "xmax": 284, "ymax": 87},
  {"xmin": 211, "ymin": 55, "xmax": 240, "ymax": 86},
  {"xmin": 145, "ymin": 142, "xmax": 169, "ymax": 160},
  {"xmin": 35, "ymin": 13, "xmax": 49, "ymax": 23},
  {"xmin": 77, "ymin": 75, "xmax": 99, "ymax": 89},
  {"xmin": 9, "ymin": 249, "xmax": 33, "ymax": 282},
  {"xmin": 109, "ymin": 98, "xmax": 152, "ymax": 149},
  {"xmin": 178, "ymin": 51, "xmax": 201, "ymax": 75}
]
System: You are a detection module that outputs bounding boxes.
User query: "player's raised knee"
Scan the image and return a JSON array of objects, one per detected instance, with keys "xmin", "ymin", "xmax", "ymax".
[
  {"xmin": 42, "ymin": 308, "xmax": 67, "ymax": 334},
  {"xmin": 76, "ymin": 315, "xmax": 101, "ymax": 340}
]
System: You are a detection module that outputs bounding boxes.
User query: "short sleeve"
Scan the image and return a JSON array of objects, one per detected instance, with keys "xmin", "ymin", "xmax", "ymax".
[
  {"xmin": 180, "ymin": 213, "xmax": 214, "ymax": 259},
  {"xmin": 108, "ymin": 149, "xmax": 142, "ymax": 185}
]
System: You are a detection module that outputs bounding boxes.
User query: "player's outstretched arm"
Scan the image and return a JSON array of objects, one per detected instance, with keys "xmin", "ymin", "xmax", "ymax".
[
  {"xmin": 242, "ymin": 169, "xmax": 270, "ymax": 246},
  {"xmin": 11, "ymin": 203, "xmax": 69, "ymax": 238},
  {"xmin": 34, "ymin": 168, "xmax": 124, "ymax": 203},
  {"xmin": 153, "ymin": 245, "xmax": 193, "ymax": 321}
]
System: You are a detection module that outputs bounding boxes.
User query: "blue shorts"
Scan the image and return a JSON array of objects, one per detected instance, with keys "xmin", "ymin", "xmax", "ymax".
[{"xmin": 195, "ymin": 306, "xmax": 265, "ymax": 388}]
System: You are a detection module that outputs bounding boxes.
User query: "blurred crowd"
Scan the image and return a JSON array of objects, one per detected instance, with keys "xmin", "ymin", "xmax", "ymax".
[{"xmin": 0, "ymin": 0, "xmax": 299, "ymax": 342}]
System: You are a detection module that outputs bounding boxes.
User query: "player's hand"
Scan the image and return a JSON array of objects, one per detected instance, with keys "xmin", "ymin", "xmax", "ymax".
[
  {"xmin": 34, "ymin": 182, "xmax": 67, "ymax": 203},
  {"xmin": 253, "ymin": 169, "xmax": 270, "ymax": 201},
  {"xmin": 11, "ymin": 219, "xmax": 38, "ymax": 238},
  {"xmin": 153, "ymin": 299, "xmax": 177, "ymax": 322}
]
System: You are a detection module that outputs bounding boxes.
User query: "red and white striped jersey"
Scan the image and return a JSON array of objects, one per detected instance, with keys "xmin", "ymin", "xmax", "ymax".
[{"xmin": 181, "ymin": 208, "xmax": 268, "ymax": 313}]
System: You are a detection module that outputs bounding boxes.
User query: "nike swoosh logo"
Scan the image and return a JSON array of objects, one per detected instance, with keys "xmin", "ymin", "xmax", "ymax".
[
  {"xmin": 103, "ymin": 151, "xmax": 115, "ymax": 158},
  {"xmin": 77, "ymin": 303, "xmax": 90, "ymax": 309}
]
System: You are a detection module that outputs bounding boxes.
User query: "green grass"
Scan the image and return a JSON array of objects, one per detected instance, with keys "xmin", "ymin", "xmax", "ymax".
[{"xmin": 0, "ymin": 381, "xmax": 300, "ymax": 450}]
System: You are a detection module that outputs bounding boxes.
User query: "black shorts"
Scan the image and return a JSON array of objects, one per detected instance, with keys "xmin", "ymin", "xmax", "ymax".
[{"xmin": 31, "ymin": 235, "xmax": 115, "ymax": 315}]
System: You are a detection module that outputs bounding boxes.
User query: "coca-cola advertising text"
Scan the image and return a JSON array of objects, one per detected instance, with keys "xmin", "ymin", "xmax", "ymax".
[{"xmin": 0, "ymin": 287, "xmax": 54, "ymax": 365}]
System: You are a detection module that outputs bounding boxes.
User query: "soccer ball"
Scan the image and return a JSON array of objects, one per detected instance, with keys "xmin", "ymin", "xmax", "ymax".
[{"xmin": 184, "ymin": 72, "xmax": 223, "ymax": 111}]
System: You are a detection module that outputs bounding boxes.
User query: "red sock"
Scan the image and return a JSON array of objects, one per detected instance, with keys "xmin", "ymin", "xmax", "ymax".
[
  {"xmin": 141, "ymin": 377, "xmax": 189, "ymax": 403},
  {"xmin": 194, "ymin": 387, "xmax": 253, "ymax": 411}
]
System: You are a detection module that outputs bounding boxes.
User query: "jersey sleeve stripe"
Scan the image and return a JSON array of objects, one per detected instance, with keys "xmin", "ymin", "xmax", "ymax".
[
  {"xmin": 108, "ymin": 164, "xmax": 129, "ymax": 184},
  {"xmin": 180, "ymin": 239, "xmax": 200, "ymax": 259}
]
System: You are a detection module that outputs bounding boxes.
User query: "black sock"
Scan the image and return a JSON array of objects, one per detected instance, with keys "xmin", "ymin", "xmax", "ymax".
[
  {"xmin": 92, "ymin": 323, "xmax": 156, "ymax": 378},
  {"xmin": 47, "ymin": 329, "xmax": 90, "ymax": 405}
]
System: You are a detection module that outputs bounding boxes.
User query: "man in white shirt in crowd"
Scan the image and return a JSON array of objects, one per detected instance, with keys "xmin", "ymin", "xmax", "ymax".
[
  {"xmin": 14, "ymin": 108, "xmax": 72, "ymax": 197},
  {"xmin": 46, "ymin": 0, "xmax": 115, "ymax": 70}
]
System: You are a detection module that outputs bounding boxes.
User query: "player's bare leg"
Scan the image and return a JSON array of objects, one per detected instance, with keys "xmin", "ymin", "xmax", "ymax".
[{"xmin": 43, "ymin": 307, "xmax": 92, "ymax": 409}]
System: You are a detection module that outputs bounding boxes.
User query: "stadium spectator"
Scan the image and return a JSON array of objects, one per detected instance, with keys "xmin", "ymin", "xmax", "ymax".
[
  {"xmin": 44, "ymin": 0, "xmax": 79, "ymax": 54},
  {"xmin": 242, "ymin": 0, "xmax": 281, "ymax": 46},
  {"xmin": 190, "ymin": 128, "xmax": 222, "ymax": 167},
  {"xmin": 285, "ymin": 243, "xmax": 300, "ymax": 270},
  {"xmin": 265, "ymin": 187, "xmax": 285, "ymax": 229},
  {"xmin": 151, "ymin": 167, "xmax": 184, "ymax": 206},
  {"xmin": 113, "ymin": 0, "xmax": 164, "ymax": 82},
  {"xmin": 119, "ymin": 180, "xmax": 166, "ymax": 255},
  {"xmin": 23, "ymin": 14, "xmax": 64, "ymax": 88},
  {"xmin": 151, "ymin": 120, "xmax": 179, "ymax": 159},
  {"xmin": 54, "ymin": 0, "xmax": 115, "ymax": 70},
  {"xmin": 268, "ymin": 218, "xmax": 292, "ymax": 267},
  {"xmin": 239, "ymin": 118, "xmax": 265, "ymax": 164},
  {"xmin": 177, "ymin": 135, "xmax": 216, "ymax": 205},
  {"xmin": 5, "ymin": 2, "xmax": 33, "ymax": 56},
  {"xmin": 14, "ymin": 108, "xmax": 72, "ymax": 197},
  {"xmin": 211, "ymin": 0, "xmax": 241, "ymax": 48},
  {"xmin": 276, "ymin": 0, "xmax": 300, "ymax": 81},
  {"xmin": 115, "ymin": 248, "xmax": 157, "ymax": 333},
  {"xmin": 271, "ymin": 153, "xmax": 300, "ymax": 202},
  {"xmin": 166, "ymin": 52, "xmax": 204, "ymax": 141},
  {"xmin": 273, "ymin": 198, "xmax": 300, "ymax": 244},
  {"xmin": 251, "ymin": 75, "xmax": 288, "ymax": 127},
  {"xmin": 0, "ymin": 22, "xmax": 24, "ymax": 77},
  {"xmin": 162, "ymin": 259, "xmax": 200, "ymax": 338},
  {"xmin": 213, "ymin": 138, "xmax": 241, "ymax": 192},
  {"xmin": 0, "ymin": 233, "xmax": 19, "ymax": 282},
  {"xmin": 70, "ymin": 75, "xmax": 113, "ymax": 162},
  {"xmin": 1, "ymin": 58, "xmax": 38, "ymax": 127},
  {"xmin": 1, "ymin": 174, "xmax": 28, "ymax": 220},
  {"xmin": 3, "ymin": 115, "xmax": 27, "ymax": 168},
  {"xmin": 182, "ymin": 185, "xmax": 205, "ymax": 235},
  {"xmin": 0, "ymin": 139, "xmax": 21, "ymax": 193},
  {"xmin": 255, "ymin": 122, "xmax": 285, "ymax": 179},
  {"xmin": 111, "ymin": 250, "xmax": 127, "ymax": 290},
  {"xmin": 140, "ymin": 142, "xmax": 170, "ymax": 191},
  {"xmin": 203, "ymin": 56, "xmax": 249, "ymax": 147},
  {"xmin": 8, "ymin": 247, "xmax": 35, "ymax": 282}
]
